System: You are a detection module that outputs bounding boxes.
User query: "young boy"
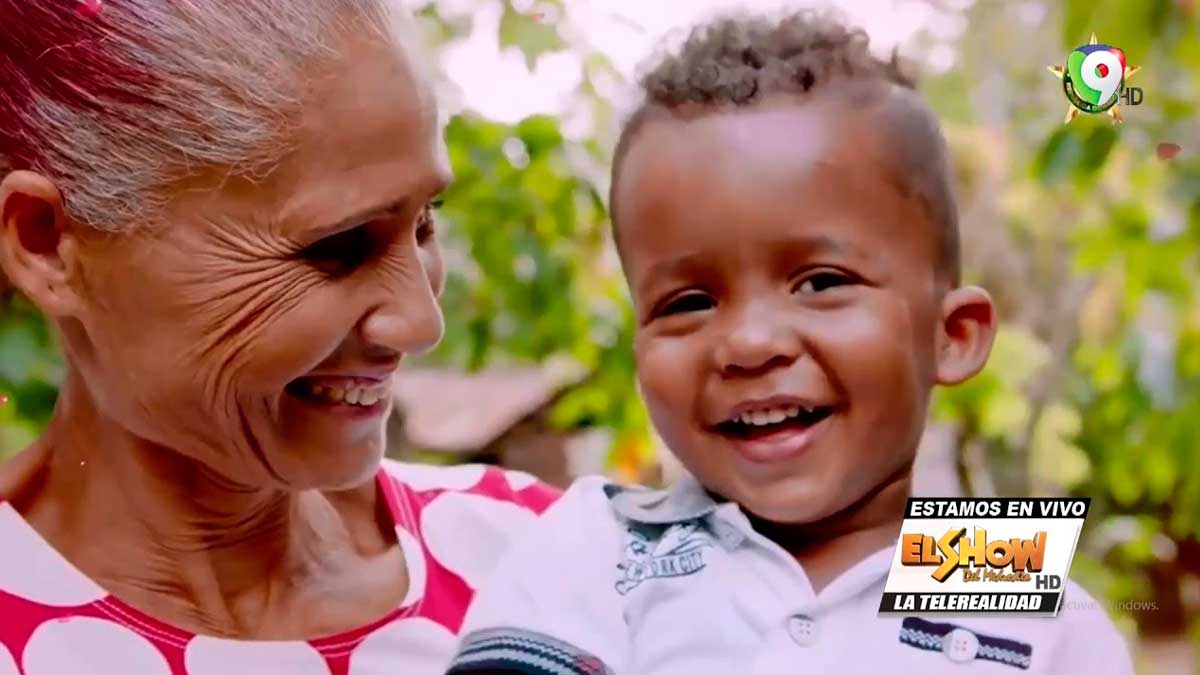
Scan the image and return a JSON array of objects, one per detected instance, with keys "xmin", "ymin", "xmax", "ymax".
[{"xmin": 444, "ymin": 11, "xmax": 1135, "ymax": 675}]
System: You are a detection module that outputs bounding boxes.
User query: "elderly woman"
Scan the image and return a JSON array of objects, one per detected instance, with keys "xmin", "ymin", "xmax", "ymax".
[{"xmin": 0, "ymin": 1, "xmax": 558, "ymax": 673}]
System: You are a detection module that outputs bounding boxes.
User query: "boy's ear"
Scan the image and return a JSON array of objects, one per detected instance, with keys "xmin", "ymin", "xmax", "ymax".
[
  {"xmin": 0, "ymin": 170, "xmax": 82, "ymax": 317},
  {"xmin": 934, "ymin": 285, "xmax": 997, "ymax": 386}
]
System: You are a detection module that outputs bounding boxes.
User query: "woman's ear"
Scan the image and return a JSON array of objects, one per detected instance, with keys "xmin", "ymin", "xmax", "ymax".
[
  {"xmin": 0, "ymin": 170, "xmax": 82, "ymax": 317},
  {"xmin": 935, "ymin": 285, "xmax": 998, "ymax": 386}
]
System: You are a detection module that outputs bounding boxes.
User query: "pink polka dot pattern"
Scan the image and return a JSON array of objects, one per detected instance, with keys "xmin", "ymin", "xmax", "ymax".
[
  {"xmin": 0, "ymin": 642, "xmax": 18, "ymax": 675},
  {"xmin": 420, "ymin": 493, "xmax": 540, "ymax": 590},
  {"xmin": 0, "ymin": 461, "xmax": 560, "ymax": 675}
]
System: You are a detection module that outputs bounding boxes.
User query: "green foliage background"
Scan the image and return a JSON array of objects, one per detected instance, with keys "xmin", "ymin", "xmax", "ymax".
[{"xmin": 1, "ymin": 0, "xmax": 1198, "ymax": 670}]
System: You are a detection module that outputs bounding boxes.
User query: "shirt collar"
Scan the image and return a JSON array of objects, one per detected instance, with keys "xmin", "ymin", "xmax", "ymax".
[
  {"xmin": 607, "ymin": 476, "xmax": 899, "ymax": 588},
  {"xmin": 607, "ymin": 476, "xmax": 750, "ymax": 552},
  {"xmin": 605, "ymin": 474, "xmax": 720, "ymax": 525}
]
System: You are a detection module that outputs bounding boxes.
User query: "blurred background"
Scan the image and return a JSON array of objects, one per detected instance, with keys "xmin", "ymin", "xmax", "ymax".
[{"xmin": 1, "ymin": 0, "xmax": 1198, "ymax": 671}]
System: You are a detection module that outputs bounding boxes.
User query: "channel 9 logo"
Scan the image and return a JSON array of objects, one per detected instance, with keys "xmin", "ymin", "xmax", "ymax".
[{"xmin": 1049, "ymin": 34, "xmax": 1143, "ymax": 124}]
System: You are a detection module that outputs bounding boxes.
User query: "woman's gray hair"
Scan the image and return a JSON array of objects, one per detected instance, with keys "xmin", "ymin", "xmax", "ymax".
[{"xmin": 0, "ymin": 0, "xmax": 401, "ymax": 233}]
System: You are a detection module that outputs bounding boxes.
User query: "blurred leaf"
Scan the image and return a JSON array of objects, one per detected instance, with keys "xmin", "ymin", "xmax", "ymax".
[
  {"xmin": 1033, "ymin": 127, "xmax": 1084, "ymax": 185},
  {"xmin": 1062, "ymin": 0, "xmax": 1099, "ymax": 48},
  {"xmin": 0, "ymin": 321, "xmax": 40, "ymax": 383},
  {"xmin": 499, "ymin": 3, "xmax": 565, "ymax": 70},
  {"xmin": 414, "ymin": 4, "xmax": 474, "ymax": 44},
  {"xmin": 515, "ymin": 115, "xmax": 565, "ymax": 157},
  {"xmin": 1030, "ymin": 402, "xmax": 1091, "ymax": 489},
  {"xmin": 1074, "ymin": 125, "xmax": 1118, "ymax": 184}
]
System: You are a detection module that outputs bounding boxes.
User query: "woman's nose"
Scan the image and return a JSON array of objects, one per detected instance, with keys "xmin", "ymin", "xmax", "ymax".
[{"xmin": 358, "ymin": 270, "xmax": 445, "ymax": 356}]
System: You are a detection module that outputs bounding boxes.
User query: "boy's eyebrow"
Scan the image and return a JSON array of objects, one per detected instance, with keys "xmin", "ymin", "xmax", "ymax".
[
  {"xmin": 637, "ymin": 235, "xmax": 862, "ymax": 296},
  {"xmin": 637, "ymin": 251, "xmax": 710, "ymax": 297},
  {"xmin": 796, "ymin": 234, "xmax": 863, "ymax": 257}
]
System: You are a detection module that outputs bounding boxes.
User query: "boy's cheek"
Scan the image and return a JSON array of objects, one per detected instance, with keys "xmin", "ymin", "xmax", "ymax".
[
  {"xmin": 811, "ymin": 299, "xmax": 928, "ymax": 381},
  {"xmin": 635, "ymin": 337, "xmax": 700, "ymax": 392},
  {"xmin": 809, "ymin": 313, "xmax": 932, "ymax": 435},
  {"xmin": 636, "ymin": 364, "xmax": 695, "ymax": 440}
]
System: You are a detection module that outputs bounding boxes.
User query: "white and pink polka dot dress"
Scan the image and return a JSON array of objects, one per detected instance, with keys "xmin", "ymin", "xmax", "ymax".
[{"xmin": 0, "ymin": 460, "xmax": 559, "ymax": 675}]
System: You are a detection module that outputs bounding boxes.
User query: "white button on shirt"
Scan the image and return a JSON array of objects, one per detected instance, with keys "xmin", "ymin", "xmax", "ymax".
[
  {"xmin": 943, "ymin": 628, "xmax": 980, "ymax": 663},
  {"xmin": 787, "ymin": 615, "xmax": 818, "ymax": 646},
  {"xmin": 446, "ymin": 476, "xmax": 1136, "ymax": 675}
]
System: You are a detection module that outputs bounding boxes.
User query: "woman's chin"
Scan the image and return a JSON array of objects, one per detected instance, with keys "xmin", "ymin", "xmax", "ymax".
[{"xmin": 265, "ymin": 443, "xmax": 387, "ymax": 492}]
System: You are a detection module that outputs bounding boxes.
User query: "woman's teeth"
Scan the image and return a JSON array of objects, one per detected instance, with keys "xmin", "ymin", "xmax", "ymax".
[{"xmin": 306, "ymin": 383, "xmax": 387, "ymax": 407}]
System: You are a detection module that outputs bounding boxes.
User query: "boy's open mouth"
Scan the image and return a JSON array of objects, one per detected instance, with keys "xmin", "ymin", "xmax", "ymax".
[{"xmin": 714, "ymin": 404, "xmax": 835, "ymax": 440}]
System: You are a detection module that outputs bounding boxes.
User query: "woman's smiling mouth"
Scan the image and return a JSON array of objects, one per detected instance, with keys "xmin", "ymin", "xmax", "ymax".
[{"xmin": 285, "ymin": 375, "xmax": 393, "ymax": 417}]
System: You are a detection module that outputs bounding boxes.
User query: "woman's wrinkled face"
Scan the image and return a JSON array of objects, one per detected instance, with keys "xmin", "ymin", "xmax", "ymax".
[{"xmin": 64, "ymin": 33, "xmax": 450, "ymax": 490}]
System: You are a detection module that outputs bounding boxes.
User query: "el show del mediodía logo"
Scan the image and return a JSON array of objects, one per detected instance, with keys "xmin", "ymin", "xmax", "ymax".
[{"xmin": 879, "ymin": 498, "xmax": 1090, "ymax": 616}]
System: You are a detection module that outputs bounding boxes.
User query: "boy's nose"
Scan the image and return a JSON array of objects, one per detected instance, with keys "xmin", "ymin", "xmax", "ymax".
[{"xmin": 714, "ymin": 307, "xmax": 803, "ymax": 377}]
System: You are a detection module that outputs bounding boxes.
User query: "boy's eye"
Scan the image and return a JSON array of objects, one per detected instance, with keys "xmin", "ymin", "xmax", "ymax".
[
  {"xmin": 300, "ymin": 225, "xmax": 374, "ymax": 275},
  {"xmin": 659, "ymin": 292, "xmax": 715, "ymax": 316},
  {"xmin": 793, "ymin": 270, "xmax": 854, "ymax": 294}
]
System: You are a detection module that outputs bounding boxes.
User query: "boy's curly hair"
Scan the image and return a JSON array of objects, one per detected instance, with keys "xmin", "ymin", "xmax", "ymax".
[
  {"xmin": 637, "ymin": 10, "xmax": 913, "ymax": 108},
  {"xmin": 611, "ymin": 10, "xmax": 960, "ymax": 283}
]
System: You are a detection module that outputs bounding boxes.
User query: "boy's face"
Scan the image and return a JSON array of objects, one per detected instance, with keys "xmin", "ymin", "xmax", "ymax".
[{"xmin": 615, "ymin": 93, "xmax": 995, "ymax": 524}]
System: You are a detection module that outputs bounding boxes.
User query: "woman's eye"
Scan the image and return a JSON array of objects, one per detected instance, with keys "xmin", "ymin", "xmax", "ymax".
[
  {"xmin": 416, "ymin": 199, "xmax": 443, "ymax": 244},
  {"xmin": 300, "ymin": 225, "xmax": 374, "ymax": 274},
  {"xmin": 794, "ymin": 271, "xmax": 853, "ymax": 294},
  {"xmin": 659, "ymin": 292, "xmax": 715, "ymax": 316}
]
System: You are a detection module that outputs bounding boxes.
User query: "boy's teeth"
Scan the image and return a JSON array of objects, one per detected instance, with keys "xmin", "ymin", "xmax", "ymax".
[{"xmin": 736, "ymin": 405, "xmax": 815, "ymax": 427}]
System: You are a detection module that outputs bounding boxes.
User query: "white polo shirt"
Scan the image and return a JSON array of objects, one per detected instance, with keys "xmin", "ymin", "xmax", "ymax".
[{"xmin": 446, "ymin": 475, "xmax": 1135, "ymax": 675}]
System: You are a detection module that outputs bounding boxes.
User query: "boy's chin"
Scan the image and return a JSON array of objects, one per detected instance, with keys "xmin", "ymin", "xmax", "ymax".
[
  {"xmin": 739, "ymin": 498, "xmax": 837, "ymax": 526},
  {"xmin": 715, "ymin": 464, "xmax": 913, "ymax": 532},
  {"xmin": 714, "ymin": 475, "xmax": 845, "ymax": 526}
]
